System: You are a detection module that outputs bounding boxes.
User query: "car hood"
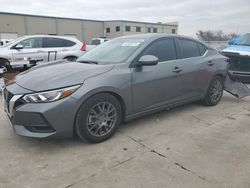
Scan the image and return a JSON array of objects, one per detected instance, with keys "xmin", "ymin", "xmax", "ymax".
[
  {"xmin": 222, "ymin": 45, "xmax": 250, "ymax": 57},
  {"xmin": 15, "ymin": 60, "xmax": 114, "ymax": 92}
]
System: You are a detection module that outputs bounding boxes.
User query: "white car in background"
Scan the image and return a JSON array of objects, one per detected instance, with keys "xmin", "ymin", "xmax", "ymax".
[
  {"xmin": 85, "ymin": 38, "xmax": 110, "ymax": 51},
  {"xmin": 0, "ymin": 39, "xmax": 12, "ymax": 46},
  {"xmin": 0, "ymin": 35, "xmax": 86, "ymax": 70}
]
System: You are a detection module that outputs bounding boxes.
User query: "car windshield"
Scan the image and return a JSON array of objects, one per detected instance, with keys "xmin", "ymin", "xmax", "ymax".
[
  {"xmin": 77, "ymin": 38, "xmax": 145, "ymax": 64},
  {"xmin": 0, "ymin": 36, "xmax": 26, "ymax": 48}
]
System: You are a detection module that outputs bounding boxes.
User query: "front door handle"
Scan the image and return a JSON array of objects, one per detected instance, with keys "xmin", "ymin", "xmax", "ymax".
[
  {"xmin": 173, "ymin": 66, "xmax": 183, "ymax": 73},
  {"xmin": 208, "ymin": 60, "xmax": 214, "ymax": 66}
]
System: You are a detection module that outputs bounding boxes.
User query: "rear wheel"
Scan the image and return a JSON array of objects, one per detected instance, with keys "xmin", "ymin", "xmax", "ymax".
[
  {"xmin": 76, "ymin": 93, "xmax": 122, "ymax": 143},
  {"xmin": 203, "ymin": 76, "xmax": 224, "ymax": 106},
  {"xmin": 64, "ymin": 56, "xmax": 77, "ymax": 62}
]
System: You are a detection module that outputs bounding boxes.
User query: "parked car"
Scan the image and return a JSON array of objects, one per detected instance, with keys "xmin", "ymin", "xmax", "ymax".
[
  {"xmin": 84, "ymin": 38, "xmax": 110, "ymax": 52},
  {"xmin": 3, "ymin": 34, "xmax": 228, "ymax": 143},
  {"xmin": 0, "ymin": 39, "xmax": 12, "ymax": 46},
  {"xmin": 0, "ymin": 66, "xmax": 7, "ymax": 75},
  {"xmin": 222, "ymin": 33, "xmax": 250, "ymax": 83},
  {"xmin": 0, "ymin": 35, "xmax": 86, "ymax": 70},
  {"xmin": 90, "ymin": 38, "xmax": 109, "ymax": 45}
]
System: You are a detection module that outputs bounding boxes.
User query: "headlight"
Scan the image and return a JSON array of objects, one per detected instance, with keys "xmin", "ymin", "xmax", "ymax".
[{"xmin": 22, "ymin": 85, "xmax": 80, "ymax": 103}]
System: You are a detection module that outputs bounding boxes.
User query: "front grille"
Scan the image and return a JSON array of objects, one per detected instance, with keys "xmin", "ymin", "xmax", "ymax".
[
  {"xmin": 25, "ymin": 125, "xmax": 55, "ymax": 133},
  {"xmin": 14, "ymin": 98, "xmax": 26, "ymax": 109},
  {"xmin": 3, "ymin": 89, "xmax": 14, "ymax": 111},
  {"xmin": 3, "ymin": 89, "xmax": 25, "ymax": 116}
]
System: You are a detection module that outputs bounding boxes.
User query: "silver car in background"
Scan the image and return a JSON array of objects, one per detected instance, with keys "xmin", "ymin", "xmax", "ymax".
[
  {"xmin": 2, "ymin": 34, "xmax": 228, "ymax": 143},
  {"xmin": 0, "ymin": 35, "xmax": 86, "ymax": 69}
]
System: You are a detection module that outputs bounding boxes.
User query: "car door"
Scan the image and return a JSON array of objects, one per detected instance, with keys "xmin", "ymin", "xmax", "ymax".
[
  {"xmin": 131, "ymin": 37, "xmax": 185, "ymax": 112},
  {"xmin": 175, "ymin": 38, "xmax": 209, "ymax": 99},
  {"xmin": 43, "ymin": 37, "xmax": 69, "ymax": 61},
  {"xmin": 11, "ymin": 37, "xmax": 47, "ymax": 62}
]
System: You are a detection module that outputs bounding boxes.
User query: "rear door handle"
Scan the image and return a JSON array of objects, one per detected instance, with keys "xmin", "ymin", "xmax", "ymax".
[
  {"xmin": 208, "ymin": 60, "xmax": 214, "ymax": 66},
  {"xmin": 173, "ymin": 66, "xmax": 183, "ymax": 73}
]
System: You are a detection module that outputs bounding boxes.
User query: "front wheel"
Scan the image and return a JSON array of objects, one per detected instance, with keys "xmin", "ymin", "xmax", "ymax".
[
  {"xmin": 0, "ymin": 59, "xmax": 12, "ymax": 71},
  {"xmin": 75, "ymin": 93, "xmax": 122, "ymax": 143},
  {"xmin": 202, "ymin": 76, "xmax": 224, "ymax": 106}
]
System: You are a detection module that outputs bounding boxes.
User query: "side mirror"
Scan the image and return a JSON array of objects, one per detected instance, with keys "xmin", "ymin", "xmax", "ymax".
[
  {"xmin": 137, "ymin": 55, "xmax": 159, "ymax": 66},
  {"xmin": 14, "ymin": 44, "xmax": 23, "ymax": 50}
]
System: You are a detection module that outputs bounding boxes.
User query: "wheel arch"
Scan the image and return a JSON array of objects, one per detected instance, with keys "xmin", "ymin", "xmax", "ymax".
[
  {"xmin": 73, "ymin": 90, "xmax": 127, "ymax": 136},
  {"xmin": 63, "ymin": 55, "xmax": 78, "ymax": 61}
]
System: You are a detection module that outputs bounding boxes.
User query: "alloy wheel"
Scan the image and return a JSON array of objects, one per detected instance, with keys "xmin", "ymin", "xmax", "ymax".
[
  {"xmin": 86, "ymin": 102, "xmax": 117, "ymax": 137},
  {"xmin": 209, "ymin": 80, "xmax": 223, "ymax": 103}
]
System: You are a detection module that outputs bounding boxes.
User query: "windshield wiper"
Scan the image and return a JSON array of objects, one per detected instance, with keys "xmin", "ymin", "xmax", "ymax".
[{"xmin": 78, "ymin": 60, "xmax": 98, "ymax": 65}]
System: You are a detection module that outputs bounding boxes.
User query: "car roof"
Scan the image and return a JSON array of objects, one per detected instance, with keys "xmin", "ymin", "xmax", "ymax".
[
  {"xmin": 117, "ymin": 34, "xmax": 210, "ymax": 49},
  {"xmin": 119, "ymin": 33, "xmax": 201, "ymax": 42},
  {"xmin": 20, "ymin": 35, "xmax": 80, "ymax": 42}
]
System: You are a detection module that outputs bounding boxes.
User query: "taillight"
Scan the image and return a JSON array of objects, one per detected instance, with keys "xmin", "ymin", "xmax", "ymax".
[{"xmin": 80, "ymin": 42, "xmax": 87, "ymax": 51}]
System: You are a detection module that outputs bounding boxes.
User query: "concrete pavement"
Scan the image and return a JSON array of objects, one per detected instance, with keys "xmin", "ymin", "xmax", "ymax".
[{"xmin": 0, "ymin": 92, "xmax": 250, "ymax": 188}]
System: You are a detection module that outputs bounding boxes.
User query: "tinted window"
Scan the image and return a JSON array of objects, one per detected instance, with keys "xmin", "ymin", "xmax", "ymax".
[
  {"xmin": 136, "ymin": 27, "xmax": 141, "ymax": 32},
  {"xmin": 142, "ymin": 38, "xmax": 177, "ymax": 62},
  {"xmin": 46, "ymin": 38, "xmax": 64, "ymax": 48},
  {"xmin": 197, "ymin": 43, "xmax": 207, "ymax": 55},
  {"xmin": 178, "ymin": 39, "xmax": 200, "ymax": 58},
  {"xmin": 125, "ymin": 26, "xmax": 131, "ymax": 32},
  {"xmin": 106, "ymin": 28, "xmax": 110, "ymax": 33},
  {"xmin": 45, "ymin": 38, "xmax": 75, "ymax": 48},
  {"xmin": 64, "ymin": 40, "xmax": 75, "ymax": 47},
  {"xmin": 116, "ymin": 26, "xmax": 120, "ymax": 32},
  {"xmin": 19, "ymin": 38, "xmax": 43, "ymax": 49}
]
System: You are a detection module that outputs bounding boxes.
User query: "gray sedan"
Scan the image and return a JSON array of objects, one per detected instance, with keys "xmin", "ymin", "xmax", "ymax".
[{"xmin": 2, "ymin": 34, "xmax": 228, "ymax": 143}]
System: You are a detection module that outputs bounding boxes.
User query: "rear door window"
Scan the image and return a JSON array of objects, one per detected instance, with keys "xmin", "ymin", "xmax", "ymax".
[
  {"xmin": 178, "ymin": 39, "xmax": 201, "ymax": 58},
  {"xmin": 141, "ymin": 38, "xmax": 177, "ymax": 62},
  {"xmin": 197, "ymin": 43, "xmax": 207, "ymax": 55},
  {"xmin": 45, "ymin": 38, "xmax": 75, "ymax": 48},
  {"xmin": 45, "ymin": 38, "xmax": 64, "ymax": 48},
  {"xmin": 64, "ymin": 40, "xmax": 76, "ymax": 47}
]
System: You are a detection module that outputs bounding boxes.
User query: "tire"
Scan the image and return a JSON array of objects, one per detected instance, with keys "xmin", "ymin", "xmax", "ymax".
[
  {"xmin": 75, "ymin": 93, "xmax": 122, "ymax": 143},
  {"xmin": 202, "ymin": 76, "xmax": 224, "ymax": 106},
  {"xmin": 64, "ymin": 56, "xmax": 77, "ymax": 62},
  {"xmin": 0, "ymin": 59, "xmax": 12, "ymax": 71}
]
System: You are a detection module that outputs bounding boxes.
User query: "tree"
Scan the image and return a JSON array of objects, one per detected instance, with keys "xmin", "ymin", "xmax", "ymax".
[{"xmin": 196, "ymin": 30, "xmax": 238, "ymax": 41}]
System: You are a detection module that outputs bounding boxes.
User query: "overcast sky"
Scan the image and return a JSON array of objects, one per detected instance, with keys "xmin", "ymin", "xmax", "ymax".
[{"xmin": 1, "ymin": 0, "xmax": 250, "ymax": 37}]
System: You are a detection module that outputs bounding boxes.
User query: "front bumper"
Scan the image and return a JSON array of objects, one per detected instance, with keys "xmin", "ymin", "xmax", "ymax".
[
  {"xmin": 2, "ymin": 87, "xmax": 79, "ymax": 138},
  {"xmin": 228, "ymin": 71, "xmax": 250, "ymax": 83}
]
